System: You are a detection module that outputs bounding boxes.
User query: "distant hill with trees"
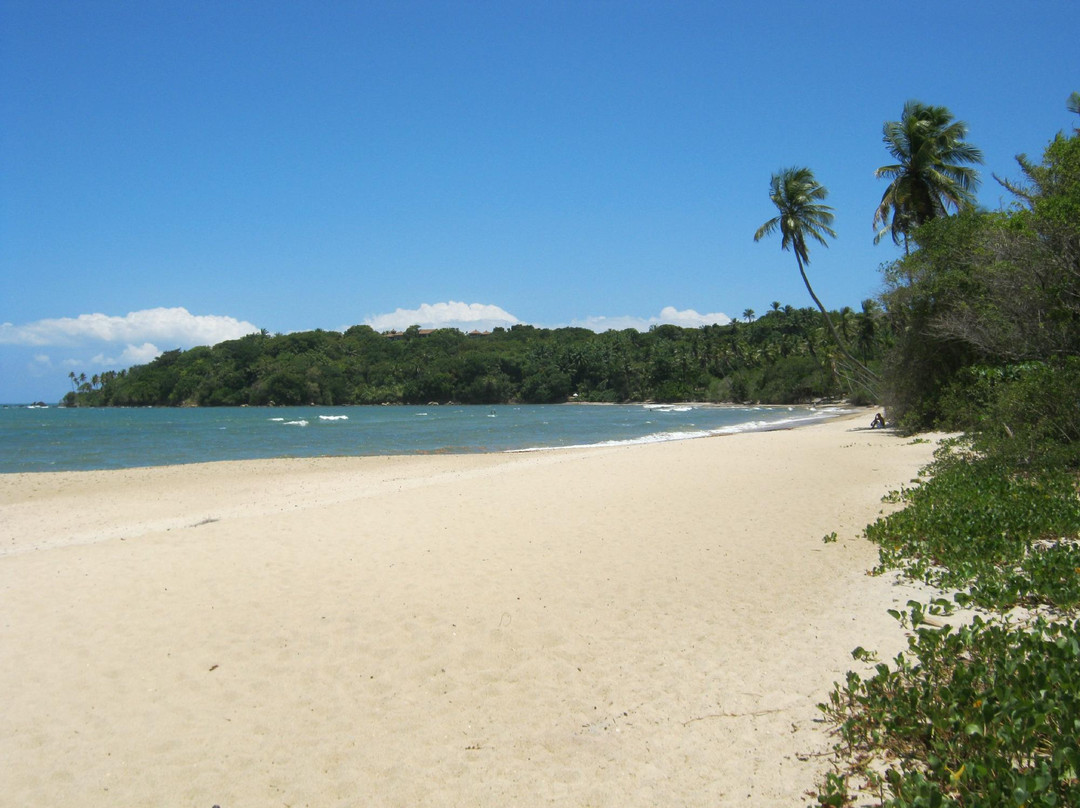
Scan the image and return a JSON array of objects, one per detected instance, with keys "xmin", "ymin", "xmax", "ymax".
[{"xmin": 63, "ymin": 303, "xmax": 886, "ymax": 407}]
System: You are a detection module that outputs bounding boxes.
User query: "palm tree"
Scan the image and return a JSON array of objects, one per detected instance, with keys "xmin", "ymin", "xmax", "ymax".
[
  {"xmin": 857, "ymin": 299, "xmax": 882, "ymax": 361},
  {"xmin": 874, "ymin": 100, "xmax": 983, "ymax": 250},
  {"xmin": 839, "ymin": 306, "xmax": 854, "ymax": 342},
  {"xmin": 755, "ymin": 166, "xmax": 878, "ymax": 385},
  {"xmin": 742, "ymin": 308, "xmax": 755, "ymax": 323}
]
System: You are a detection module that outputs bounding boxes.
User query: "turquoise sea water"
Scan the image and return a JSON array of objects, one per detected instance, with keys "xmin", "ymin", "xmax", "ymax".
[{"xmin": 0, "ymin": 403, "xmax": 851, "ymax": 473}]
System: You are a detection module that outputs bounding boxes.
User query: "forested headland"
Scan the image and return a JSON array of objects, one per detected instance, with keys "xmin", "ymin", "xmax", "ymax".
[{"xmin": 61, "ymin": 305, "xmax": 884, "ymax": 408}]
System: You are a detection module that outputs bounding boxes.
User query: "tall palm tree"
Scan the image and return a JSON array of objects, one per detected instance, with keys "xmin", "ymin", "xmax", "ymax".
[
  {"xmin": 754, "ymin": 166, "xmax": 878, "ymax": 384},
  {"xmin": 839, "ymin": 306, "xmax": 854, "ymax": 342},
  {"xmin": 874, "ymin": 100, "xmax": 983, "ymax": 249},
  {"xmin": 857, "ymin": 299, "xmax": 882, "ymax": 361}
]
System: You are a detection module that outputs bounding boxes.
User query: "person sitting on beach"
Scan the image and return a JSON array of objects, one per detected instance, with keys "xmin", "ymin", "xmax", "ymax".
[{"xmin": 870, "ymin": 412, "xmax": 886, "ymax": 429}]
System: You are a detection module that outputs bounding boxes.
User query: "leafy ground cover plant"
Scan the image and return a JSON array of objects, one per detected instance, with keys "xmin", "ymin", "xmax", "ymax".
[
  {"xmin": 818, "ymin": 607, "xmax": 1080, "ymax": 807},
  {"xmin": 868, "ymin": 442, "xmax": 1080, "ymax": 613},
  {"xmin": 812, "ymin": 444, "xmax": 1080, "ymax": 806}
]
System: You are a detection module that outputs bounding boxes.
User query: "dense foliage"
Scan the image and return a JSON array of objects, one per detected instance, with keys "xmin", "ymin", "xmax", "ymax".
[
  {"xmin": 880, "ymin": 123, "xmax": 1080, "ymax": 433},
  {"xmin": 870, "ymin": 447, "xmax": 1080, "ymax": 613},
  {"xmin": 820, "ymin": 608, "xmax": 1080, "ymax": 808},
  {"xmin": 62, "ymin": 305, "xmax": 887, "ymax": 407},
  {"xmin": 815, "ymin": 106, "xmax": 1080, "ymax": 808}
]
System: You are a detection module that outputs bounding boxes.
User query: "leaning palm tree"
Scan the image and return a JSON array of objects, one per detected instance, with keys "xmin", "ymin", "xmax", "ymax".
[
  {"xmin": 754, "ymin": 166, "xmax": 878, "ymax": 386},
  {"xmin": 873, "ymin": 100, "xmax": 983, "ymax": 250}
]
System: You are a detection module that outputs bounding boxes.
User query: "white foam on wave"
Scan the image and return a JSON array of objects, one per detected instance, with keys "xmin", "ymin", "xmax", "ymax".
[
  {"xmin": 283, "ymin": 419, "xmax": 308, "ymax": 427},
  {"xmin": 269, "ymin": 417, "xmax": 285, "ymax": 422},
  {"xmin": 643, "ymin": 404, "xmax": 695, "ymax": 413},
  {"xmin": 707, "ymin": 407, "xmax": 854, "ymax": 436},
  {"xmin": 318, "ymin": 415, "xmax": 349, "ymax": 421},
  {"xmin": 511, "ymin": 429, "xmax": 712, "ymax": 452},
  {"xmin": 508, "ymin": 406, "xmax": 855, "ymax": 453}
]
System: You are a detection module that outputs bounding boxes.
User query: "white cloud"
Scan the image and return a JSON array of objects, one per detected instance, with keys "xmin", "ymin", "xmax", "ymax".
[
  {"xmin": 570, "ymin": 306, "xmax": 731, "ymax": 332},
  {"xmin": 360, "ymin": 301, "xmax": 731, "ymax": 335},
  {"xmin": 363, "ymin": 301, "xmax": 520, "ymax": 332},
  {"xmin": 90, "ymin": 343, "xmax": 163, "ymax": 367},
  {"xmin": 122, "ymin": 342, "xmax": 165, "ymax": 364},
  {"xmin": 0, "ymin": 307, "xmax": 260, "ymax": 348}
]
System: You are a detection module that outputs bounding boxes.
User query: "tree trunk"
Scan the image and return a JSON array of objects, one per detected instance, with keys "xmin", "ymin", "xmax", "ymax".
[{"xmin": 795, "ymin": 254, "xmax": 880, "ymax": 386}]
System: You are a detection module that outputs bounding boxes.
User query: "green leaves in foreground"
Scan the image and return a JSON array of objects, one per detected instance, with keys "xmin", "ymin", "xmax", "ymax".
[
  {"xmin": 867, "ymin": 443, "xmax": 1080, "ymax": 612},
  {"xmin": 814, "ymin": 442, "xmax": 1080, "ymax": 806},
  {"xmin": 819, "ymin": 612, "xmax": 1080, "ymax": 807}
]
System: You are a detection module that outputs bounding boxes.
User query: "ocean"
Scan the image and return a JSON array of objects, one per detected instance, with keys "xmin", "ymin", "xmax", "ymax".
[{"xmin": 0, "ymin": 403, "xmax": 851, "ymax": 473}]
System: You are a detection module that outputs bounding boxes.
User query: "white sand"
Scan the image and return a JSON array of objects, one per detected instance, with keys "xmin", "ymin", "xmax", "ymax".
[{"xmin": 0, "ymin": 412, "xmax": 943, "ymax": 807}]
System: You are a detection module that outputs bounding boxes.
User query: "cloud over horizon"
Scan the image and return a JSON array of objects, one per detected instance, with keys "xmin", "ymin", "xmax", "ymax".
[
  {"xmin": 569, "ymin": 306, "xmax": 731, "ymax": 332},
  {"xmin": 362, "ymin": 301, "xmax": 521, "ymax": 333},
  {"xmin": 0, "ymin": 308, "xmax": 262, "ymax": 394},
  {"xmin": 0, "ymin": 307, "xmax": 260, "ymax": 349},
  {"xmin": 360, "ymin": 301, "xmax": 731, "ymax": 334}
]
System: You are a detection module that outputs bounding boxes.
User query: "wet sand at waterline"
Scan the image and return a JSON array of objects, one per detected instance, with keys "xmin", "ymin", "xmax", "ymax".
[{"xmin": 1, "ymin": 411, "xmax": 944, "ymax": 807}]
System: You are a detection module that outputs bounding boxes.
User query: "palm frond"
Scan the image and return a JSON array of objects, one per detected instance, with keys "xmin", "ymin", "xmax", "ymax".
[{"xmin": 753, "ymin": 217, "xmax": 780, "ymax": 242}]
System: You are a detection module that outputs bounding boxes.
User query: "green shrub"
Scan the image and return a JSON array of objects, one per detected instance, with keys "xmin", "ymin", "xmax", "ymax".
[
  {"xmin": 976, "ymin": 359, "xmax": 1080, "ymax": 469},
  {"xmin": 820, "ymin": 609, "xmax": 1080, "ymax": 808},
  {"xmin": 868, "ymin": 448, "xmax": 1080, "ymax": 612}
]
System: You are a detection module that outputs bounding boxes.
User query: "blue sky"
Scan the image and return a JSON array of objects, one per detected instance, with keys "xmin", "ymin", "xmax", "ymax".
[{"xmin": 2, "ymin": 1, "xmax": 1078, "ymax": 403}]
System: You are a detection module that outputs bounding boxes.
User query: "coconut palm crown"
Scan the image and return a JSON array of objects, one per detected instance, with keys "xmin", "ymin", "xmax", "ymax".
[
  {"xmin": 753, "ymin": 166, "xmax": 836, "ymax": 291},
  {"xmin": 873, "ymin": 100, "xmax": 983, "ymax": 247}
]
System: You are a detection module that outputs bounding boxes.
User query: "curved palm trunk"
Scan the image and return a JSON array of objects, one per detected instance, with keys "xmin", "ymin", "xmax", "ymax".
[{"xmin": 795, "ymin": 253, "xmax": 879, "ymax": 385}]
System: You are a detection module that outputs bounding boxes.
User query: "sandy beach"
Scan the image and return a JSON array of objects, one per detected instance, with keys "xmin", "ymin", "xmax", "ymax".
[{"xmin": 0, "ymin": 412, "xmax": 943, "ymax": 807}]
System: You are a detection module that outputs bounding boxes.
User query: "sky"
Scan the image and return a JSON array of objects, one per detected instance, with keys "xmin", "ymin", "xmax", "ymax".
[{"xmin": 2, "ymin": 1, "xmax": 1078, "ymax": 403}]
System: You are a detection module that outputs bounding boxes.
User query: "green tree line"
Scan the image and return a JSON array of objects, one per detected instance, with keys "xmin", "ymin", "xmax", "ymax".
[{"xmin": 63, "ymin": 304, "xmax": 887, "ymax": 408}]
